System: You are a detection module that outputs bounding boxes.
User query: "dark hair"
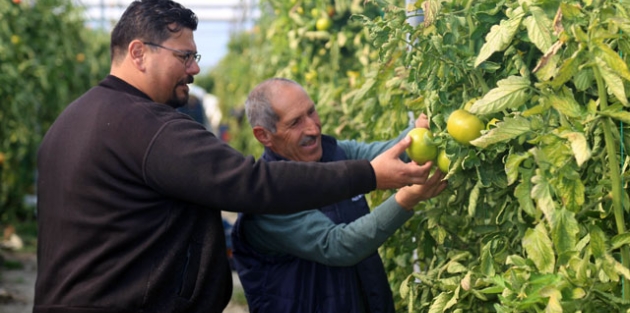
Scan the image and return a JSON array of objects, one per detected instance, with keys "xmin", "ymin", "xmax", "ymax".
[
  {"xmin": 110, "ymin": 0, "xmax": 198, "ymax": 61},
  {"xmin": 245, "ymin": 78, "xmax": 302, "ymax": 133}
]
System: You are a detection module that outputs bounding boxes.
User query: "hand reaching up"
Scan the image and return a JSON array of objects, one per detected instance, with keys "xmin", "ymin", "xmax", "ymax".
[{"xmin": 395, "ymin": 167, "xmax": 448, "ymax": 210}]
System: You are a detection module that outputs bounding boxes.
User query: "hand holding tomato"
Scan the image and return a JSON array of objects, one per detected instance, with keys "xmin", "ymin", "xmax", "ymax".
[
  {"xmin": 395, "ymin": 168, "xmax": 448, "ymax": 210},
  {"xmin": 406, "ymin": 128, "xmax": 438, "ymax": 165},
  {"xmin": 370, "ymin": 136, "xmax": 433, "ymax": 189}
]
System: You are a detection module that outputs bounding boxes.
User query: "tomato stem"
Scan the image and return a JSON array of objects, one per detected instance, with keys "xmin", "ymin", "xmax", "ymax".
[{"xmin": 594, "ymin": 66, "xmax": 630, "ymax": 300}]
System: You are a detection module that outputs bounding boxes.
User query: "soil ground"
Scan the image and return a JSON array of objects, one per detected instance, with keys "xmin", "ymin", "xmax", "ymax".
[{"xmin": 0, "ymin": 250, "xmax": 248, "ymax": 313}]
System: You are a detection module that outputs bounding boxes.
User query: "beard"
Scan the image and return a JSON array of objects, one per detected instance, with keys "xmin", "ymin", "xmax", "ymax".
[{"xmin": 166, "ymin": 75, "xmax": 194, "ymax": 108}]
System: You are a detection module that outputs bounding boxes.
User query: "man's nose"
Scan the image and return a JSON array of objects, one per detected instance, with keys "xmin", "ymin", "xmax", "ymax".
[
  {"xmin": 304, "ymin": 117, "xmax": 320, "ymax": 133},
  {"xmin": 187, "ymin": 61, "xmax": 201, "ymax": 75}
]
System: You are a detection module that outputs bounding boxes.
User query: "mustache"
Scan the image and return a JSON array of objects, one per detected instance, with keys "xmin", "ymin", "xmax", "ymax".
[
  {"xmin": 299, "ymin": 135, "xmax": 318, "ymax": 146},
  {"xmin": 179, "ymin": 76, "xmax": 194, "ymax": 86}
]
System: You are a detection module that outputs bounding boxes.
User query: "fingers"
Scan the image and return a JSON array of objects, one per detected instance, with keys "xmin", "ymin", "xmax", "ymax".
[
  {"xmin": 394, "ymin": 168, "xmax": 448, "ymax": 210},
  {"xmin": 415, "ymin": 113, "xmax": 429, "ymax": 129},
  {"xmin": 406, "ymin": 161, "xmax": 432, "ymax": 185},
  {"xmin": 371, "ymin": 141, "xmax": 432, "ymax": 189},
  {"xmin": 424, "ymin": 170, "xmax": 448, "ymax": 196}
]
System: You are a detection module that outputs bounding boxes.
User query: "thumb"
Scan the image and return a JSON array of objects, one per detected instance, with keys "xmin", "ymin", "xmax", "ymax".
[{"xmin": 388, "ymin": 136, "xmax": 411, "ymax": 158}]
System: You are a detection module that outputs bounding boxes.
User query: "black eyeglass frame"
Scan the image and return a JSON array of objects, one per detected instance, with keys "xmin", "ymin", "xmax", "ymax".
[{"xmin": 143, "ymin": 42, "xmax": 201, "ymax": 66}]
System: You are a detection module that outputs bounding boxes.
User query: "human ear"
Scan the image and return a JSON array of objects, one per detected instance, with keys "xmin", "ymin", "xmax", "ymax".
[
  {"xmin": 129, "ymin": 40, "xmax": 146, "ymax": 70},
  {"xmin": 253, "ymin": 126, "xmax": 272, "ymax": 147}
]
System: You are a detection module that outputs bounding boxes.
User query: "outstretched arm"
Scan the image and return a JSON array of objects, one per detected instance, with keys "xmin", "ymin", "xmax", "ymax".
[
  {"xmin": 242, "ymin": 167, "xmax": 447, "ymax": 267},
  {"xmin": 241, "ymin": 196, "xmax": 413, "ymax": 267}
]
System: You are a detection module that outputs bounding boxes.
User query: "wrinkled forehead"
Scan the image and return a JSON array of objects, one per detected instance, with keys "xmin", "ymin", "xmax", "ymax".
[{"xmin": 271, "ymin": 85, "xmax": 314, "ymax": 118}]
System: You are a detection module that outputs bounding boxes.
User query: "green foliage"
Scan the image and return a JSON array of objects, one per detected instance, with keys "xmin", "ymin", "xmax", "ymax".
[
  {"xmin": 208, "ymin": 0, "xmax": 390, "ymax": 157},
  {"xmin": 212, "ymin": 0, "xmax": 630, "ymax": 311},
  {"xmin": 369, "ymin": 0, "xmax": 630, "ymax": 311},
  {"xmin": 0, "ymin": 0, "xmax": 110, "ymax": 222}
]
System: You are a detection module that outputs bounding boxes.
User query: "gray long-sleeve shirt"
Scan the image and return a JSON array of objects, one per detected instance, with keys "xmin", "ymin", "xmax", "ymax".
[{"xmin": 242, "ymin": 129, "xmax": 414, "ymax": 266}]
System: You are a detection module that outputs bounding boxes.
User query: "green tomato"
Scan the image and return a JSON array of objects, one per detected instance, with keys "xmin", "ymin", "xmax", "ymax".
[
  {"xmin": 436, "ymin": 150, "xmax": 450, "ymax": 173},
  {"xmin": 315, "ymin": 17, "xmax": 332, "ymax": 31},
  {"xmin": 447, "ymin": 109, "xmax": 484, "ymax": 145},
  {"xmin": 406, "ymin": 128, "xmax": 438, "ymax": 165}
]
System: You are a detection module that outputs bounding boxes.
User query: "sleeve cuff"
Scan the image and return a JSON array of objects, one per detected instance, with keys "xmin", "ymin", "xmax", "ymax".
[{"xmin": 372, "ymin": 195, "xmax": 414, "ymax": 232}]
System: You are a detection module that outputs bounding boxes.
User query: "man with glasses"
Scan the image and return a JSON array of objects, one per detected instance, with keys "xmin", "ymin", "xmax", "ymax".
[
  {"xmin": 33, "ymin": 1, "xmax": 434, "ymax": 312},
  {"xmin": 143, "ymin": 42, "xmax": 202, "ymax": 66}
]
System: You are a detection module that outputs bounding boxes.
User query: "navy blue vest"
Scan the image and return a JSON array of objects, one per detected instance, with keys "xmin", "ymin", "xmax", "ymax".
[{"xmin": 231, "ymin": 135, "xmax": 395, "ymax": 313}]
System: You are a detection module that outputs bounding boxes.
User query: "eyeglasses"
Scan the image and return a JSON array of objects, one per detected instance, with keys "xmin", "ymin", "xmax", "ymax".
[{"xmin": 143, "ymin": 42, "xmax": 201, "ymax": 67}]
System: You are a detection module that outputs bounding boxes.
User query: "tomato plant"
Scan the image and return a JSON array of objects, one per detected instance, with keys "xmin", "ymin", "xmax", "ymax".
[
  {"xmin": 359, "ymin": 0, "xmax": 630, "ymax": 311},
  {"xmin": 406, "ymin": 127, "xmax": 437, "ymax": 165},
  {"xmin": 208, "ymin": 0, "xmax": 630, "ymax": 311},
  {"xmin": 0, "ymin": 0, "xmax": 110, "ymax": 222}
]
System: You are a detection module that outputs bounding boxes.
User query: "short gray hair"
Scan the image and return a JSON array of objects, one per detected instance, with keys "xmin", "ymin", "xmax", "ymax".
[{"xmin": 245, "ymin": 78, "xmax": 301, "ymax": 133}]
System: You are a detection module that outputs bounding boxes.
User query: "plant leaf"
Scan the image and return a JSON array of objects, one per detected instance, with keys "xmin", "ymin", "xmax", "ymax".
[
  {"xmin": 353, "ymin": 78, "xmax": 376, "ymax": 104},
  {"xmin": 608, "ymin": 254, "xmax": 630, "ymax": 280},
  {"xmin": 460, "ymin": 272, "xmax": 472, "ymax": 291},
  {"xmin": 523, "ymin": 223, "xmax": 555, "ymax": 274},
  {"xmin": 468, "ymin": 76, "xmax": 531, "ymax": 115},
  {"xmin": 532, "ymin": 41, "xmax": 563, "ymax": 78},
  {"xmin": 468, "ymin": 180, "xmax": 481, "ymax": 217},
  {"xmin": 599, "ymin": 105, "xmax": 630, "ymax": 123},
  {"xmin": 550, "ymin": 208, "xmax": 579, "ymax": 257},
  {"xmin": 555, "ymin": 174, "xmax": 586, "ymax": 210},
  {"xmin": 524, "ymin": 6, "xmax": 554, "ymax": 53},
  {"xmin": 422, "ymin": 0, "xmax": 442, "ymax": 27},
  {"xmin": 544, "ymin": 93, "xmax": 584, "ymax": 118},
  {"xmin": 545, "ymin": 288, "xmax": 563, "ymax": 313},
  {"xmin": 611, "ymin": 232, "xmax": 630, "ymax": 251},
  {"xmin": 531, "ymin": 171, "xmax": 556, "ymax": 222},
  {"xmin": 557, "ymin": 131, "xmax": 591, "ymax": 167},
  {"xmin": 399, "ymin": 274, "xmax": 412, "ymax": 299},
  {"xmin": 505, "ymin": 150, "xmax": 531, "ymax": 186},
  {"xmin": 428, "ymin": 292, "xmax": 451, "ymax": 313},
  {"xmin": 589, "ymin": 225, "xmax": 608, "ymax": 259},
  {"xmin": 548, "ymin": 49, "xmax": 581, "ymax": 89},
  {"xmin": 475, "ymin": 13, "xmax": 524, "ymax": 67},
  {"xmin": 593, "ymin": 40, "xmax": 630, "ymax": 82},
  {"xmin": 610, "ymin": 16, "xmax": 630, "ymax": 35},
  {"xmin": 447, "ymin": 261, "xmax": 468, "ymax": 274},
  {"xmin": 471, "ymin": 115, "xmax": 531, "ymax": 148},
  {"xmin": 444, "ymin": 286, "xmax": 460, "ymax": 311},
  {"xmin": 481, "ymin": 241, "xmax": 496, "ymax": 277},
  {"xmin": 516, "ymin": 178, "xmax": 538, "ymax": 218},
  {"xmin": 594, "ymin": 56, "xmax": 628, "ymax": 106}
]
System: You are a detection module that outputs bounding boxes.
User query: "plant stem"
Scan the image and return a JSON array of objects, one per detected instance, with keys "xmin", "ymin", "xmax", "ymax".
[
  {"xmin": 473, "ymin": 71, "xmax": 490, "ymax": 94},
  {"xmin": 594, "ymin": 66, "xmax": 630, "ymax": 300},
  {"xmin": 465, "ymin": 0, "xmax": 474, "ymax": 53}
]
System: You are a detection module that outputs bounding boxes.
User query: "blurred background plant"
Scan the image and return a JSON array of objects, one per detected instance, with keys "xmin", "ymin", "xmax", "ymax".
[{"xmin": 0, "ymin": 0, "xmax": 110, "ymax": 238}]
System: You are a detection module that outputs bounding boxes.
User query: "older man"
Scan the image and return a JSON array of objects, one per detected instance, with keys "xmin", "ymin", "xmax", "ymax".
[{"xmin": 232, "ymin": 78, "xmax": 447, "ymax": 313}]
